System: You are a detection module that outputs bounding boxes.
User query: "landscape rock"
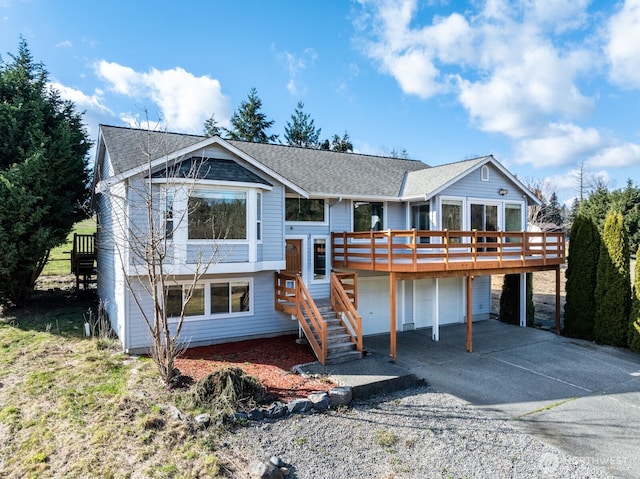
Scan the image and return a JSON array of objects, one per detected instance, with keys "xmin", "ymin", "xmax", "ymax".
[
  {"xmin": 287, "ymin": 398, "xmax": 313, "ymax": 414},
  {"xmin": 248, "ymin": 408, "xmax": 265, "ymax": 421},
  {"xmin": 234, "ymin": 411, "xmax": 248, "ymax": 422},
  {"xmin": 329, "ymin": 386, "xmax": 352, "ymax": 406},
  {"xmin": 248, "ymin": 459, "xmax": 284, "ymax": 479},
  {"xmin": 269, "ymin": 455, "xmax": 285, "ymax": 467},
  {"xmin": 194, "ymin": 413, "xmax": 211, "ymax": 428},
  {"xmin": 168, "ymin": 405, "xmax": 189, "ymax": 422},
  {"xmin": 308, "ymin": 391, "xmax": 330, "ymax": 411},
  {"xmin": 264, "ymin": 401, "xmax": 287, "ymax": 419}
]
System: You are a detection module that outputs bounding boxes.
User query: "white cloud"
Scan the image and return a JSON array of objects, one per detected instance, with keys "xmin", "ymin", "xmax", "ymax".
[
  {"xmin": 56, "ymin": 40, "xmax": 72, "ymax": 48},
  {"xmin": 606, "ymin": 0, "xmax": 640, "ymax": 89},
  {"xmin": 514, "ymin": 123, "xmax": 601, "ymax": 167},
  {"xmin": 95, "ymin": 61, "xmax": 231, "ymax": 133},
  {"xmin": 274, "ymin": 47, "xmax": 317, "ymax": 97},
  {"xmin": 587, "ymin": 142, "xmax": 640, "ymax": 169},
  {"xmin": 48, "ymin": 81, "xmax": 112, "ymax": 114}
]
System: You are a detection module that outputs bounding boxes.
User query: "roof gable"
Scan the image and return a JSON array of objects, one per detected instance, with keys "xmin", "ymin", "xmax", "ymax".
[{"xmin": 150, "ymin": 157, "xmax": 272, "ymax": 186}]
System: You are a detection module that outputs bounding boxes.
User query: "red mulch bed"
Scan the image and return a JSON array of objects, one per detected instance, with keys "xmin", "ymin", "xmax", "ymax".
[{"xmin": 175, "ymin": 335, "xmax": 333, "ymax": 402}]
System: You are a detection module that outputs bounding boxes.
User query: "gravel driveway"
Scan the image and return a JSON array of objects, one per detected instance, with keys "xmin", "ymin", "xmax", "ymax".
[{"xmin": 223, "ymin": 385, "xmax": 612, "ymax": 479}]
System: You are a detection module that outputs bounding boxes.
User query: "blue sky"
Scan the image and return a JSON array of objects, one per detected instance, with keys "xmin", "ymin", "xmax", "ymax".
[{"xmin": 1, "ymin": 0, "xmax": 639, "ymax": 205}]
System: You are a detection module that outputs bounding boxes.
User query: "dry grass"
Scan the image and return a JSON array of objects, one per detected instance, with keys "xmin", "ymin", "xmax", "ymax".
[{"xmin": 0, "ymin": 290, "xmax": 231, "ymax": 478}]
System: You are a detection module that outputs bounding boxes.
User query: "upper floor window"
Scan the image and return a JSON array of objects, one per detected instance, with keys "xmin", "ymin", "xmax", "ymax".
[
  {"xmin": 481, "ymin": 165, "xmax": 489, "ymax": 181},
  {"xmin": 286, "ymin": 198, "xmax": 325, "ymax": 222},
  {"xmin": 256, "ymin": 192, "xmax": 262, "ymax": 241},
  {"xmin": 504, "ymin": 203, "xmax": 523, "ymax": 243},
  {"xmin": 188, "ymin": 190, "xmax": 246, "ymax": 240},
  {"xmin": 354, "ymin": 201, "xmax": 384, "ymax": 232}
]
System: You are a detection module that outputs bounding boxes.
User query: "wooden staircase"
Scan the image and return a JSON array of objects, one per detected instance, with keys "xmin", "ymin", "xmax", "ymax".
[
  {"xmin": 311, "ymin": 300, "xmax": 362, "ymax": 364},
  {"xmin": 275, "ymin": 271, "xmax": 363, "ymax": 365}
]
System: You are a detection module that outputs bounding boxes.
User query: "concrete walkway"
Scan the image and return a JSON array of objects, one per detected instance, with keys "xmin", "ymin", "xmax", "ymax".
[{"xmin": 360, "ymin": 321, "xmax": 640, "ymax": 479}]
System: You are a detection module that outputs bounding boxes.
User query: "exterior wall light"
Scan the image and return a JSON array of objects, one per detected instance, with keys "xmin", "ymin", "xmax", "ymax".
[{"xmin": 498, "ymin": 188, "xmax": 508, "ymax": 196}]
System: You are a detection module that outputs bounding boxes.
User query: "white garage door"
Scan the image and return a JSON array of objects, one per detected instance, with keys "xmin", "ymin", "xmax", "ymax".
[
  {"xmin": 414, "ymin": 277, "xmax": 463, "ymax": 327},
  {"xmin": 358, "ymin": 276, "xmax": 393, "ymax": 335}
]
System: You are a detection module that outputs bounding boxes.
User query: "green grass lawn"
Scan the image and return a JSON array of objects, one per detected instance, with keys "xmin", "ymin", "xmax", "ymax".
[
  {"xmin": 41, "ymin": 217, "xmax": 97, "ymax": 276},
  {"xmin": 0, "ymin": 294, "xmax": 224, "ymax": 478}
]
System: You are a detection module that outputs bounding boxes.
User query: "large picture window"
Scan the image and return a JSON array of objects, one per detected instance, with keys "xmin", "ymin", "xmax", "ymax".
[
  {"xmin": 188, "ymin": 190, "xmax": 247, "ymax": 240},
  {"xmin": 354, "ymin": 201, "xmax": 384, "ymax": 232},
  {"xmin": 285, "ymin": 198, "xmax": 325, "ymax": 222},
  {"xmin": 166, "ymin": 279, "xmax": 251, "ymax": 319}
]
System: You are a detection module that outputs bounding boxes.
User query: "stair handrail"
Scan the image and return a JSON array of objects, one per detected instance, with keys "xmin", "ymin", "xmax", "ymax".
[
  {"xmin": 330, "ymin": 273, "xmax": 363, "ymax": 352},
  {"xmin": 295, "ymin": 274, "xmax": 328, "ymax": 365}
]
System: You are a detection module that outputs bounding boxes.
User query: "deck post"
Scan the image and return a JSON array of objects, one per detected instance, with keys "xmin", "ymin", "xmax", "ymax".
[
  {"xmin": 555, "ymin": 265, "xmax": 561, "ymax": 335},
  {"xmin": 432, "ymin": 278, "xmax": 440, "ymax": 341},
  {"xmin": 390, "ymin": 272, "xmax": 397, "ymax": 360},
  {"xmin": 519, "ymin": 272, "xmax": 526, "ymax": 327},
  {"xmin": 466, "ymin": 273, "xmax": 473, "ymax": 352}
]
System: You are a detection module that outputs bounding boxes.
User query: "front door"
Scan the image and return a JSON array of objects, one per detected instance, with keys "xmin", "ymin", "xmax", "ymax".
[{"xmin": 285, "ymin": 239, "xmax": 303, "ymax": 273}]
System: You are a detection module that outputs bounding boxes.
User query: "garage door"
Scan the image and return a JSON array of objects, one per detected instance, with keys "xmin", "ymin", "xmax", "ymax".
[
  {"xmin": 358, "ymin": 276, "xmax": 393, "ymax": 335},
  {"xmin": 414, "ymin": 277, "xmax": 463, "ymax": 327}
]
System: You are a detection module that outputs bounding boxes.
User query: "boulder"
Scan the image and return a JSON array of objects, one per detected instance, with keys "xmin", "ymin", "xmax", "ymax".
[
  {"xmin": 308, "ymin": 391, "xmax": 330, "ymax": 411},
  {"xmin": 329, "ymin": 386, "xmax": 353, "ymax": 406},
  {"xmin": 248, "ymin": 459, "xmax": 284, "ymax": 479},
  {"xmin": 264, "ymin": 401, "xmax": 287, "ymax": 419},
  {"xmin": 287, "ymin": 399, "xmax": 313, "ymax": 414}
]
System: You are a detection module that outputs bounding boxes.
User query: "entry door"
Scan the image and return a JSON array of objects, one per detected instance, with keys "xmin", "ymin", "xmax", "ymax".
[{"xmin": 285, "ymin": 239, "xmax": 303, "ymax": 273}]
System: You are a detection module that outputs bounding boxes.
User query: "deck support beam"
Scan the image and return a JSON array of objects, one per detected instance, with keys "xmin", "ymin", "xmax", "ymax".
[
  {"xmin": 555, "ymin": 265, "xmax": 561, "ymax": 335},
  {"xmin": 390, "ymin": 272, "xmax": 397, "ymax": 360},
  {"xmin": 466, "ymin": 274, "xmax": 473, "ymax": 352}
]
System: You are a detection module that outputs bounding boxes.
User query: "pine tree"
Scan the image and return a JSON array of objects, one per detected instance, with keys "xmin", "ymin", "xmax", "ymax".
[
  {"xmin": 0, "ymin": 39, "xmax": 91, "ymax": 306},
  {"xmin": 629, "ymin": 246, "xmax": 640, "ymax": 353},
  {"xmin": 225, "ymin": 88, "xmax": 278, "ymax": 143},
  {"xmin": 563, "ymin": 215, "xmax": 600, "ymax": 339},
  {"xmin": 284, "ymin": 101, "xmax": 321, "ymax": 147},
  {"xmin": 203, "ymin": 113, "xmax": 222, "ymax": 137},
  {"xmin": 594, "ymin": 211, "xmax": 631, "ymax": 346}
]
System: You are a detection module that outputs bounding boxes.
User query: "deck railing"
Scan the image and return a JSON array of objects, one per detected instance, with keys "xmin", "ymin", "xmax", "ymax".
[
  {"xmin": 274, "ymin": 271, "xmax": 327, "ymax": 364},
  {"xmin": 330, "ymin": 272, "xmax": 363, "ymax": 353},
  {"xmin": 331, "ymin": 230, "xmax": 565, "ymax": 273}
]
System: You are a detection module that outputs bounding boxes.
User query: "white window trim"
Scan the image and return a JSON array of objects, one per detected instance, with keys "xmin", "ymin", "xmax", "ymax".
[
  {"xmin": 351, "ymin": 199, "xmax": 387, "ymax": 232},
  {"xmin": 165, "ymin": 277, "xmax": 254, "ymax": 323},
  {"xmin": 468, "ymin": 197, "xmax": 502, "ymax": 231},
  {"xmin": 310, "ymin": 235, "xmax": 331, "ymax": 284},
  {"xmin": 439, "ymin": 196, "xmax": 467, "ymax": 230},
  {"xmin": 284, "ymin": 197, "xmax": 329, "ymax": 226},
  {"xmin": 481, "ymin": 165, "xmax": 489, "ymax": 182},
  {"xmin": 186, "ymin": 186, "xmax": 251, "ymax": 244},
  {"xmin": 503, "ymin": 200, "xmax": 526, "ymax": 232}
]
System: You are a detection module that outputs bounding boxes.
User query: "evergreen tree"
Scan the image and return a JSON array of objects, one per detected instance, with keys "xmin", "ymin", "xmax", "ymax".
[
  {"xmin": 629, "ymin": 246, "xmax": 640, "ymax": 353},
  {"xmin": 594, "ymin": 211, "xmax": 631, "ymax": 346},
  {"xmin": 563, "ymin": 215, "xmax": 600, "ymax": 339},
  {"xmin": 0, "ymin": 39, "xmax": 91, "ymax": 306},
  {"xmin": 545, "ymin": 192, "xmax": 563, "ymax": 226},
  {"xmin": 225, "ymin": 88, "xmax": 278, "ymax": 143},
  {"xmin": 327, "ymin": 132, "xmax": 353, "ymax": 152},
  {"xmin": 203, "ymin": 113, "xmax": 222, "ymax": 137},
  {"xmin": 284, "ymin": 101, "xmax": 321, "ymax": 148},
  {"xmin": 499, "ymin": 273, "xmax": 534, "ymax": 326}
]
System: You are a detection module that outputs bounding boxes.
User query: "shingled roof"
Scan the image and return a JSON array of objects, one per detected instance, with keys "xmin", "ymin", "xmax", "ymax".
[{"xmin": 98, "ymin": 125, "xmax": 431, "ymax": 198}]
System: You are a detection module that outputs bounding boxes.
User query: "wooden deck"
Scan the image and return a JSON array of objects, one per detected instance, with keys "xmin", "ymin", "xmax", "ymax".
[{"xmin": 331, "ymin": 230, "xmax": 565, "ymax": 275}]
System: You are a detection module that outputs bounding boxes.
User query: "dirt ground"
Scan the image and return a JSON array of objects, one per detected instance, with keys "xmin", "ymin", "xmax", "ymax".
[{"xmin": 491, "ymin": 265, "xmax": 567, "ymax": 330}]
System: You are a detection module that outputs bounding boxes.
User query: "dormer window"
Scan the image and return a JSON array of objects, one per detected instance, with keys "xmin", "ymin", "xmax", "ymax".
[{"xmin": 481, "ymin": 165, "xmax": 489, "ymax": 182}]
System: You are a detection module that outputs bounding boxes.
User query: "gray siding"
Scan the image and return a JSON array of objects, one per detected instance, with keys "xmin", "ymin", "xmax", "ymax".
[
  {"xmin": 472, "ymin": 275, "xmax": 491, "ymax": 319},
  {"xmin": 187, "ymin": 243, "xmax": 249, "ymax": 264},
  {"xmin": 386, "ymin": 202, "xmax": 405, "ymax": 230},
  {"xmin": 440, "ymin": 164, "xmax": 525, "ymax": 203},
  {"xmin": 125, "ymin": 271, "xmax": 295, "ymax": 351},
  {"xmin": 261, "ymin": 185, "xmax": 285, "ymax": 262},
  {"xmin": 329, "ymin": 199, "xmax": 351, "ymax": 232}
]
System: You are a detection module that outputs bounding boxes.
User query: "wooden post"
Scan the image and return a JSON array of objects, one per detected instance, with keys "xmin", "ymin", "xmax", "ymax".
[
  {"xmin": 390, "ymin": 272, "xmax": 397, "ymax": 360},
  {"xmin": 555, "ymin": 265, "xmax": 561, "ymax": 335},
  {"xmin": 466, "ymin": 274, "xmax": 473, "ymax": 352}
]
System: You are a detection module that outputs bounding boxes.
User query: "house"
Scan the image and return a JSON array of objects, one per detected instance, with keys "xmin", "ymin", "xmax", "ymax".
[{"xmin": 92, "ymin": 125, "xmax": 565, "ymax": 363}]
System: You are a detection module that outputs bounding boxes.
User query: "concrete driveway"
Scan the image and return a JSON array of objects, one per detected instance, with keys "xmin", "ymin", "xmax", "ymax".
[{"xmin": 365, "ymin": 321, "xmax": 640, "ymax": 479}]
